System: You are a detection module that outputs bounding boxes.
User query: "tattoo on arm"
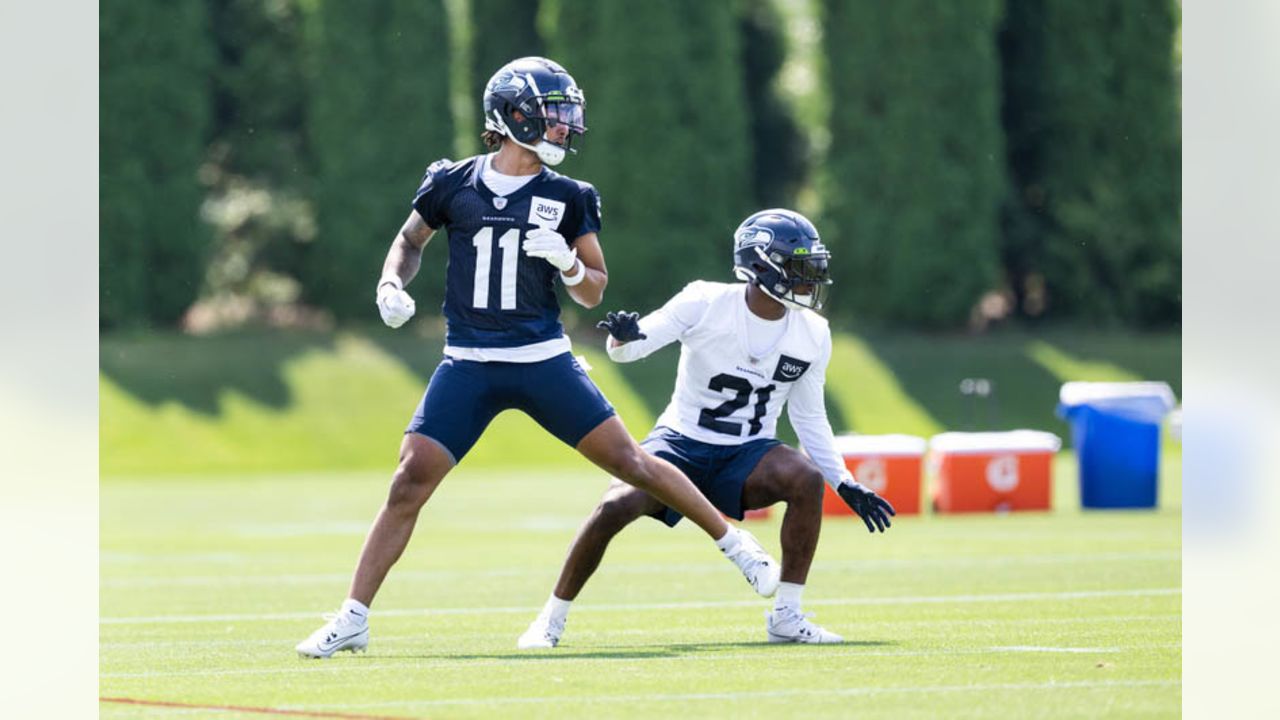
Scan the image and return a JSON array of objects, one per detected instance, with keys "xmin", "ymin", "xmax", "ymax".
[
  {"xmin": 401, "ymin": 211, "xmax": 433, "ymax": 248},
  {"xmin": 382, "ymin": 212, "xmax": 432, "ymax": 286}
]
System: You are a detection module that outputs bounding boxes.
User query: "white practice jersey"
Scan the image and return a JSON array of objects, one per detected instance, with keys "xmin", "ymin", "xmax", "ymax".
[{"xmin": 607, "ymin": 281, "xmax": 854, "ymax": 489}]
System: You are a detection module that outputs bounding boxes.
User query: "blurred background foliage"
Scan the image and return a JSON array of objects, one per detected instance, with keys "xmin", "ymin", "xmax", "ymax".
[{"xmin": 100, "ymin": 0, "xmax": 1180, "ymax": 331}]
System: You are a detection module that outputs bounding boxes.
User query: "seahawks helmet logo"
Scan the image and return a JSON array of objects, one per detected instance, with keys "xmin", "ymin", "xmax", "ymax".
[
  {"xmin": 490, "ymin": 71, "xmax": 528, "ymax": 94},
  {"xmin": 735, "ymin": 227, "xmax": 773, "ymax": 250}
]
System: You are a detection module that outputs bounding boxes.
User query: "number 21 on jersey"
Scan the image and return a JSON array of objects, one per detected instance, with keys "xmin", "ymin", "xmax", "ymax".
[
  {"xmin": 472, "ymin": 226, "xmax": 519, "ymax": 310},
  {"xmin": 698, "ymin": 373, "xmax": 775, "ymax": 437}
]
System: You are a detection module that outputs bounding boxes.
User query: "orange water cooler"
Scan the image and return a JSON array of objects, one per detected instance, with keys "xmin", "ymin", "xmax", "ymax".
[
  {"xmin": 929, "ymin": 431, "xmax": 1061, "ymax": 513},
  {"xmin": 824, "ymin": 434, "xmax": 927, "ymax": 516}
]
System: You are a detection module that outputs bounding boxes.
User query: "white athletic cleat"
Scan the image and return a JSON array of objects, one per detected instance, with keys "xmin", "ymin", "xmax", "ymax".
[
  {"xmin": 295, "ymin": 612, "xmax": 369, "ymax": 659},
  {"xmin": 765, "ymin": 608, "xmax": 844, "ymax": 644},
  {"xmin": 517, "ymin": 613, "xmax": 565, "ymax": 649},
  {"xmin": 723, "ymin": 528, "xmax": 781, "ymax": 597}
]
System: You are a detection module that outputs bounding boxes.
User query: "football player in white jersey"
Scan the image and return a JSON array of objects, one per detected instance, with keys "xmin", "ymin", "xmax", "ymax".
[{"xmin": 518, "ymin": 209, "xmax": 895, "ymax": 648}]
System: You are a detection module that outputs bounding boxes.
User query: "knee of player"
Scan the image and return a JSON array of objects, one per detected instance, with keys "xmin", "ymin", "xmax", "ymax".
[
  {"xmin": 593, "ymin": 494, "xmax": 644, "ymax": 530},
  {"xmin": 604, "ymin": 447, "xmax": 652, "ymax": 485},
  {"xmin": 787, "ymin": 464, "xmax": 826, "ymax": 502},
  {"xmin": 387, "ymin": 458, "xmax": 435, "ymax": 510}
]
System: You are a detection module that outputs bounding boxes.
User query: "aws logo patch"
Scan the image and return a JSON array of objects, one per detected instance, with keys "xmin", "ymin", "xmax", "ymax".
[
  {"xmin": 772, "ymin": 355, "xmax": 811, "ymax": 382},
  {"xmin": 528, "ymin": 196, "xmax": 566, "ymax": 229}
]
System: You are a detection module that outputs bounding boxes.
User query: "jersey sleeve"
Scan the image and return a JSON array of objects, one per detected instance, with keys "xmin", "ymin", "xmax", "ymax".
[
  {"xmin": 563, "ymin": 183, "xmax": 603, "ymax": 241},
  {"xmin": 787, "ymin": 330, "xmax": 855, "ymax": 490},
  {"xmin": 606, "ymin": 281, "xmax": 712, "ymax": 363},
  {"xmin": 411, "ymin": 158, "xmax": 454, "ymax": 229}
]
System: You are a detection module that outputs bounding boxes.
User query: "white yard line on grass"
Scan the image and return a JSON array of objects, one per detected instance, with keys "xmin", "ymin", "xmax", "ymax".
[
  {"xmin": 99, "ymin": 644, "xmax": 1183, "ymax": 680},
  {"xmin": 98, "ymin": 613, "xmax": 1182, "ymax": 650},
  {"xmin": 99, "ymin": 587, "xmax": 1181, "ymax": 626},
  {"xmin": 990, "ymin": 646, "xmax": 1120, "ymax": 653},
  {"xmin": 100, "ymin": 550, "xmax": 1180, "ymax": 587},
  {"xmin": 298, "ymin": 678, "xmax": 1180, "ymax": 710}
]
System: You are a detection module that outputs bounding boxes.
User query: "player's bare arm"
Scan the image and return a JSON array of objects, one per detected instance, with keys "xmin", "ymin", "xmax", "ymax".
[
  {"xmin": 563, "ymin": 232, "xmax": 607, "ymax": 308},
  {"xmin": 381, "ymin": 210, "xmax": 435, "ymax": 286},
  {"xmin": 375, "ymin": 210, "xmax": 435, "ymax": 329}
]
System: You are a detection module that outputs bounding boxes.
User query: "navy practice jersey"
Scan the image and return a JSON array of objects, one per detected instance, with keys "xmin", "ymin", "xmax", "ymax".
[{"xmin": 412, "ymin": 156, "xmax": 602, "ymax": 348}]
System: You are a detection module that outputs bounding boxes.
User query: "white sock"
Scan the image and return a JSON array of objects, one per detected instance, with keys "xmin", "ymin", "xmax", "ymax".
[
  {"xmin": 775, "ymin": 582, "xmax": 804, "ymax": 612},
  {"xmin": 543, "ymin": 595, "xmax": 572, "ymax": 623},
  {"xmin": 715, "ymin": 527, "xmax": 741, "ymax": 554},
  {"xmin": 341, "ymin": 598, "xmax": 369, "ymax": 625}
]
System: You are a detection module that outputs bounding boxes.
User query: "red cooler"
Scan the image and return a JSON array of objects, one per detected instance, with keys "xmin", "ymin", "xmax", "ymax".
[
  {"xmin": 929, "ymin": 431, "xmax": 1061, "ymax": 513},
  {"xmin": 826, "ymin": 434, "xmax": 927, "ymax": 516}
]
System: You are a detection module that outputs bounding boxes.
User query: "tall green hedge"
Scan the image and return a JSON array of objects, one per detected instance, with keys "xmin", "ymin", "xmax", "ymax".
[
  {"xmin": 1002, "ymin": 0, "xmax": 1180, "ymax": 325},
  {"xmin": 101, "ymin": 1, "xmax": 214, "ymax": 328},
  {"xmin": 302, "ymin": 0, "xmax": 453, "ymax": 319},
  {"xmin": 549, "ymin": 0, "xmax": 753, "ymax": 311},
  {"xmin": 820, "ymin": 0, "xmax": 1005, "ymax": 327}
]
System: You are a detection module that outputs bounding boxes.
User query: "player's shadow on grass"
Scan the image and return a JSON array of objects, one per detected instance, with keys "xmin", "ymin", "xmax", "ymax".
[
  {"xmin": 387, "ymin": 639, "xmax": 896, "ymax": 662},
  {"xmin": 100, "ymin": 329, "xmax": 336, "ymax": 415},
  {"xmin": 365, "ymin": 327, "xmax": 447, "ymax": 385}
]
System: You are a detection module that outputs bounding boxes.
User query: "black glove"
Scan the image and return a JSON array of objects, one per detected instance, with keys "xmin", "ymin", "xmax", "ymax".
[
  {"xmin": 596, "ymin": 310, "xmax": 647, "ymax": 343},
  {"xmin": 837, "ymin": 482, "xmax": 896, "ymax": 533}
]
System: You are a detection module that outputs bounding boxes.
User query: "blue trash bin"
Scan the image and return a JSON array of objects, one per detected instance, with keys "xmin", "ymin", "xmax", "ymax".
[{"xmin": 1057, "ymin": 382, "xmax": 1176, "ymax": 509}]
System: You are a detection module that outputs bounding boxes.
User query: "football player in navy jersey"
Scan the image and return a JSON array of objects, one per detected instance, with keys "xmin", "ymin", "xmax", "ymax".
[{"xmin": 297, "ymin": 57, "xmax": 780, "ymax": 658}]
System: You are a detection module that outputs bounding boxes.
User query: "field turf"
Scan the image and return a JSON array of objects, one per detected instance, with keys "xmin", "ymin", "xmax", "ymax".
[{"xmin": 100, "ymin": 457, "xmax": 1181, "ymax": 719}]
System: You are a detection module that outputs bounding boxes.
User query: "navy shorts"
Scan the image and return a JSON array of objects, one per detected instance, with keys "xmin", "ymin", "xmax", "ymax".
[
  {"xmin": 641, "ymin": 427, "xmax": 783, "ymax": 527},
  {"xmin": 407, "ymin": 352, "xmax": 616, "ymax": 463}
]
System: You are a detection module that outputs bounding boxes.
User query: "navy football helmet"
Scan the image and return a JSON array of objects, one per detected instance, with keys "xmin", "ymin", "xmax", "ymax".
[
  {"xmin": 483, "ymin": 57, "xmax": 586, "ymax": 166},
  {"xmin": 732, "ymin": 209, "xmax": 832, "ymax": 311}
]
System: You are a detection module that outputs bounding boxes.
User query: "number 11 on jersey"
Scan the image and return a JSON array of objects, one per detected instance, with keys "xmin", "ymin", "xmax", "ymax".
[{"xmin": 472, "ymin": 226, "xmax": 519, "ymax": 310}]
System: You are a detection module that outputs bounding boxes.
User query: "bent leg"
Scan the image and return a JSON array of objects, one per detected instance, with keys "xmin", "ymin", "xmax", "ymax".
[
  {"xmin": 348, "ymin": 433, "xmax": 454, "ymax": 605},
  {"xmin": 576, "ymin": 416, "xmax": 730, "ymax": 539},
  {"xmin": 741, "ymin": 445, "xmax": 826, "ymax": 584},
  {"xmin": 553, "ymin": 480, "xmax": 665, "ymax": 600}
]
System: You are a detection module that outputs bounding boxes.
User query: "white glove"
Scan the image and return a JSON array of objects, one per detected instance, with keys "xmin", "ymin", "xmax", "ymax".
[
  {"xmin": 522, "ymin": 226, "xmax": 578, "ymax": 272},
  {"xmin": 376, "ymin": 279, "xmax": 415, "ymax": 329}
]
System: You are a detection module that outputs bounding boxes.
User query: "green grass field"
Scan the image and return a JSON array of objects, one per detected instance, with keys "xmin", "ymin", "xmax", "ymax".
[
  {"xmin": 100, "ymin": 461, "xmax": 1181, "ymax": 719},
  {"xmin": 101, "ymin": 326, "xmax": 1180, "ymax": 717}
]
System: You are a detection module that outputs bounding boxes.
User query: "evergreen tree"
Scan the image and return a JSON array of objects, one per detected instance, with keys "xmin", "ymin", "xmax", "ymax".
[
  {"xmin": 820, "ymin": 0, "xmax": 1006, "ymax": 327},
  {"xmin": 471, "ymin": 0, "xmax": 544, "ymax": 101},
  {"xmin": 302, "ymin": 0, "xmax": 453, "ymax": 318},
  {"xmin": 208, "ymin": 0, "xmax": 308, "ymax": 181},
  {"xmin": 549, "ymin": 0, "xmax": 754, "ymax": 311},
  {"xmin": 101, "ymin": 1, "xmax": 214, "ymax": 327},
  {"xmin": 1009, "ymin": 0, "xmax": 1182, "ymax": 325},
  {"xmin": 741, "ymin": 0, "xmax": 808, "ymax": 209}
]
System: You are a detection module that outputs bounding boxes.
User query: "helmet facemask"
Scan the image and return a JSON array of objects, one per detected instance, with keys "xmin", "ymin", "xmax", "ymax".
[
  {"xmin": 758, "ymin": 248, "xmax": 832, "ymax": 311},
  {"xmin": 485, "ymin": 82, "xmax": 586, "ymax": 167}
]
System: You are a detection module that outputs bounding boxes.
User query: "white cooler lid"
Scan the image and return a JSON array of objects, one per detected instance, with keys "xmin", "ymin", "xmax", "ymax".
[
  {"xmin": 831, "ymin": 434, "xmax": 927, "ymax": 457},
  {"xmin": 1059, "ymin": 381, "xmax": 1176, "ymax": 408},
  {"xmin": 929, "ymin": 430, "xmax": 1061, "ymax": 454}
]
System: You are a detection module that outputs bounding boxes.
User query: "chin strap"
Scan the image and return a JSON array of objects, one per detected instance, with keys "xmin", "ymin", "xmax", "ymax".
[
  {"xmin": 506, "ymin": 130, "xmax": 567, "ymax": 166},
  {"xmin": 759, "ymin": 283, "xmax": 818, "ymax": 312},
  {"xmin": 488, "ymin": 109, "xmax": 569, "ymax": 166}
]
